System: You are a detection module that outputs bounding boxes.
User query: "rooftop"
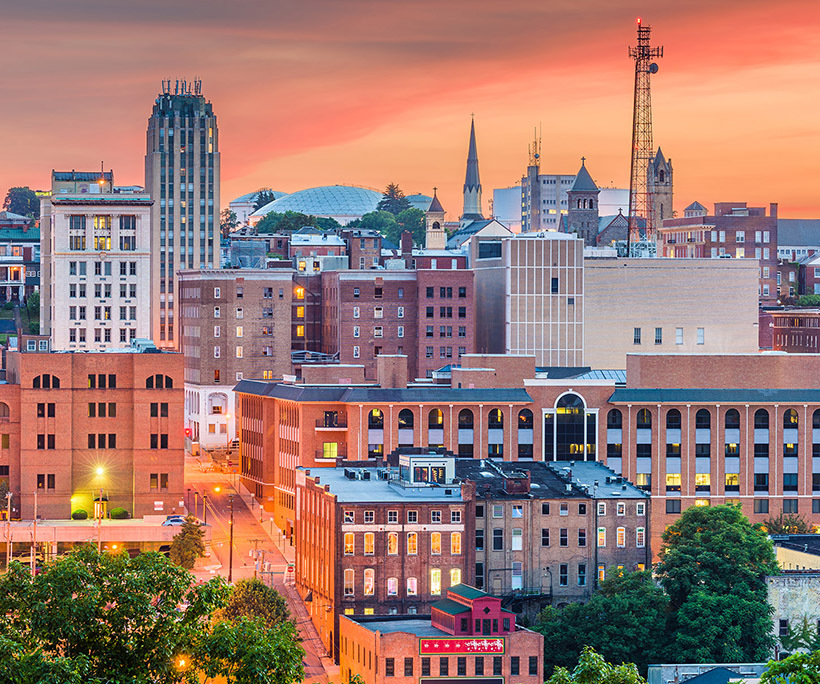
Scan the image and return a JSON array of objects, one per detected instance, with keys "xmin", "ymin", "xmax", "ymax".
[
  {"xmin": 250, "ymin": 185, "xmax": 381, "ymax": 220},
  {"xmin": 548, "ymin": 461, "xmax": 649, "ymax": 499},
  {"xmin": 456, "ymin": 460, "xmax": 587, "ymax": 500},
  {"xmin": 349, "ymin": 616, "xmax": 448, "ymax": 638}
]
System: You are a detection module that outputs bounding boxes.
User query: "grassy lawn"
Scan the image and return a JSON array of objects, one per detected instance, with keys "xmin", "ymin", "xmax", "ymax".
[{"xmin": 0, "ymin": 307, "xmax": 14, "ymax": 320}]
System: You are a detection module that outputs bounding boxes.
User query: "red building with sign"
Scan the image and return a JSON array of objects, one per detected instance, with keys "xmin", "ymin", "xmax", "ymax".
[{"xmin": 338, "ymin": 585, "xmax": 543, "ymax": 684}]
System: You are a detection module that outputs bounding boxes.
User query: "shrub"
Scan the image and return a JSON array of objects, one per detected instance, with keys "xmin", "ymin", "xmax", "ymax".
[
  {"xmin": 110, "ymin": 507, "xmax": 129, "ymax": 519},
  {"xmin": 71, "ymin": 509, "xmax": 88, "ymax": 520}
]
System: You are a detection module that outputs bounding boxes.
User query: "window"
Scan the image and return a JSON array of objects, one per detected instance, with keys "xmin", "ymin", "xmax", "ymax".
[
  {"xmin": 597, "ymin": 527, "xmax": 606, "ymax": 547},
  {"xmin": 616, "ymin": 527, "xmax": 626, "ymax": 547},
  {"xmin": 431, "ymin": 532, "xmax": 442, "ymax": 555},
  {"xmin": 617, "ymin": 501, "xmax": 625, "ymax": 516},
  {"xmin": 636, "ymin": 527, "xmax": 645, "ymax": 548},
  {"xmin": 559, "ymin": 528, "xmax": 568, "ymax": 547},
  {"xmin": 352, "ymin": 346, "xmax": 360, "ymax": 359},
  {"xmin": 512, "ymin": 504, "xmax": 523, "ymax": 518},
  {"xmin": 404, "ymin": 658, "xmax": 413, "ymax": 677},
  {"xmin": 666, "ymin": 499, "xmax": 682, "ymax": 514},
  {"xmin": 676, "ymin": 327, "xmax": 684, "ymax": 344},
  {"xmin": 754, "ymin": 499, "xmax": 769, "ymax": 514},
  {"xmin": 541, "ymin": 529, "xmax": 550, "ymax": 546},
  {"xmin": 493, "ymin": 657, "xmax": 502, "ymax": 676},
  {"xmin": 597, "ymin": 502, "xmax": 606, "ymax": 516},
  {"xmin": 578, "ymin": 564, "xmax": 587, "ymax": 587},
  {"xmin": 633, "ymin": 327, "xmax": 641, "ymax": 345},
  {"xmin": 492, "ymin": 504, "xmax": 503, "ymax": 518},
  {"xmin": 450, "ymin": 568, "xmax": 462, "ymax": 586},
  {"xmin": 385, "ymin": 658, "xmax": 395, "ymax": 677},
  {"xmin": 451, "ymin": 532, "xmax": 462, "ymax": 555},
  {"xmin": 655, "ymin": 327, "xmax": 662, "ymax": 344},
  {"xmin": 542, "ymin": 502, "xmax": 550, "ymax": 515},
  {"xmin": 407, "ymin": 532, "xmax": 418, "ymax": 555},
  {"xmin": 344, "ymin": 532, "xmax": 354, "ymax": 555},
  {"xmin": 407, "ymin": 576, "xmax": 418, "ymax": 595},
  {"xmin": 430, "ymin": 568, "xmax": 442, "ymax": 595},
  {"xmin": 783, "ymin": 499, "xmax": 799, "ymax": 514},
  {"xmin": 343, "ymin": 569, "xmax": 354, "ymax": 596},
  {"xmin": 476, "ymin": 528, "xmax": 484, "ymax": 550},
  {"xmin": 440, "ymin": 657, "xmax": 450, "ymax": 677},
  {"xmin": 697, "ymin": 327, "xmax": 705, "ymax": 345},
  {"xmin": 388, "ymin": 577, "xmax": 399, "ymax": 596},
  {"xmin": 559, "ymin": 564, "xmax": 568, "ymax": 586},
  {"xmin": 578, "ymin": 529, "xmax": 587, "ymax": 546},
  {"xmin": 492, "ymin": 528, "xmax": 503, "ymax": 551},
  {"xmin": 512, "ymin": 528, "xmax": 523, "ymax": 550},
  {"xmin": 364, "ymin": 532, "xmax": 374, "ymax": 555}
]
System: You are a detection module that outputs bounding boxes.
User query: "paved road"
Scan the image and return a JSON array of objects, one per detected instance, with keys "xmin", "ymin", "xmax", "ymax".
[{"xmin": 185, "ymin": 457, "xmax": 335, "ymax": 683}]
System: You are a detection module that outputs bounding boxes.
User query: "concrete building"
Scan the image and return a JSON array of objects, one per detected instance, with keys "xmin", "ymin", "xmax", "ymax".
[
  {"xmin": 178, "ymin": 269, "xmax": 293, "ymax": 448},
  {"xmin": 0, "ymin": 344, "xmax": 184, "ymax": 520},
  {"xmin": 145, "ymin": 79, "xmax": 220, "ymax": 348},
  {"xmin": 659, "ymin": 201, "xmax": 778, "ymax": 305},
  {"xmin": 767, "ymin": 572, "xmax": 820, "ymax": 654},
  {"xmin": 40, "ymin": 172, "xmax": 153, "ymax": 350},
  {"xmin": 472, "ymin": 232, "xmax": 584, "ymax": 367},
  {"xmin": 584, "ymin": 257, "xmax": 760, "ymax": 368},
  {"xmin": 338, "ymin": 587, "xmax": 544, "ymax": 684}
]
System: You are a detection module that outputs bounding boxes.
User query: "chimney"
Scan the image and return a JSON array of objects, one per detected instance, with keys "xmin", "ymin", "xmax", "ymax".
[
  {"xmin": 770, "ymin": 202, "xmax": 778, "ymax": 218},
  {"xmin": 400, "ymin": 230, "xmax": 413, "ymax": 257},
  {"xmin": 376, "ymin": 354, "xmax": 408, "ymax": 389}
]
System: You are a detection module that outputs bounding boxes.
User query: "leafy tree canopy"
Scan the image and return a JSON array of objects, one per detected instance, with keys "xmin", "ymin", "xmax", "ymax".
[
  {"xmin": 3, "ymin": 187, "xmax": 39, "ymax": 219},
  {"xmin": 376, "ymin": 182, "xmax": 411, "ymax": 215},
  {"xmin": 655, "ymin": 504, "xmax": 779, "ymax": 609},
  {"xmin": 0, "ymin": 547, "xmax": 304, "ymax": 684},
  {"xmin": 169, "ymin": 515, "xmax": 206, "ymax": 570},
  {"xmin": 395, "ymin": 208, "xmax": 426, "ymax": 246},
  {"xmin": 256, "ymin": 211, "xmax": 339, "ymax": 234},
  {"xmin": 254, "ymin": 189, "xmax": 277, "ymax": 211},
  {"xmin": 545, "ymin": 646, "xmax": 646, "ymax": 684},
  {"xmin": 761, "ymin": 649, "xmax": 820, "ymax": 684},
  {"xmin": 215, "ymin": 577, "xmax": 291, "ymax": 628},
  {"xmin": 220, "ymin": 208, "xmax": 238, "ymax": 237},
  {"xmin": 780, "ymin": 617, "xmax": 820, "ymax": 654},
  {"xmin": 764, "ymin": 513, "xmax": 814, "ymax": 534},
  {"xmin": 349, "ymin": 211, "xmax": 397, "ymax": 237}
]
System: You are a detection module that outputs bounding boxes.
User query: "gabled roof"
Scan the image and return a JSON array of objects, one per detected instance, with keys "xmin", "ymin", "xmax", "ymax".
[
  {"xmin": 569, "ymin": 160, "xmax": 598, "ymax": 193},
  {"xmin": 447, "ymin": 584, "xmax": 490, "ymax": 600},
  {"xmin": 777, "ymin": 219, "xmax": 820, "ymax": 248},
  {"xmin": 685, "ymin": 200, "xmax": 707, "ymax": 212},
  {"xmin": 0, "ymin": 211, "xmax": 32, "ymax": 222},
  {"xmin": 682, "ymin": 667, "xmax": 744, "ymax": 684},
  {"xmin": 431, "ymin": 598, "xmax": 471, "ymax": 615}
]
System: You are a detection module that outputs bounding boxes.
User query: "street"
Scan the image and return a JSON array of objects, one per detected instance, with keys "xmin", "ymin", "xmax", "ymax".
[{"xmin": 184, "ymin": 456, "xmax": 336, "ymax": 683}]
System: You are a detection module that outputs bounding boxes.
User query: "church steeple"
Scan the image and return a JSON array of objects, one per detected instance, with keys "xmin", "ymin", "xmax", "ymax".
[
  {"xmin": 461, "ymin": 117, "xmax": 484, "ymax": 227},
  {"xmin": 425, "ymin": 187, "xmax": 446, "ymax": 250}
]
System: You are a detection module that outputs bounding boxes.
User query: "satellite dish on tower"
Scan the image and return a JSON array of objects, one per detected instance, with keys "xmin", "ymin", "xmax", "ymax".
[{"xmin": 649, "ymin": 63, "xmax": 659, "ymax": 74}]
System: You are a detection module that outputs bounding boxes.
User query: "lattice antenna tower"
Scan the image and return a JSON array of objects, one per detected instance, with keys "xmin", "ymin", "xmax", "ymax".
[
  {"xmin": 528, "ymin": 126, "xmax": 541, "ymax": 167},
  {"xmin": 627, "ymin": 18, "xmax": 663, "ymax": 257}
]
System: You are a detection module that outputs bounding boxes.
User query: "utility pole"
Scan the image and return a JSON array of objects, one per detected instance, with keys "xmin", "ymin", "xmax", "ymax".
[
  {"xmin": 203, "ymin": 494, "xmax": 208, "ymax": 526},
  {"xmin": 31, "ymin": 490, "xmax": 37, "ymax": 574},
  {"xmin": 228, "ymin": 494, "xmax": 234, "ymax": 583},
  {"xmin": 251, "ymin": 538, "xmax": 261, "ymax": 579},
  {"xmin": 97, "ymin": 488, "xmax": 103, "ymax": 554},
  {"xmin": 5, "ymin": 492, "xmax": 11, "ymax": 568}
]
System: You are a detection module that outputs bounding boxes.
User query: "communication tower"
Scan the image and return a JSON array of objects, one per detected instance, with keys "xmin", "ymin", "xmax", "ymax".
[{"xmin": 627, "ymin": 18, "xmax": 663, "ymax": 257}]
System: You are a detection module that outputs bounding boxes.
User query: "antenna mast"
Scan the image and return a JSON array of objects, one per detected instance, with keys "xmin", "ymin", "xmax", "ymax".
[{"xmin": 627, "ymin": 18, "xmax": 663, "ymax": 257}]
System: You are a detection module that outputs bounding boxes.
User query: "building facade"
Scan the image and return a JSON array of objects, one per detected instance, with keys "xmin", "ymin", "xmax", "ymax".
[
  {"xmin": 0, "ymin": 346, "xmax": 184, "ymax": 520},
  {"xmin": 178, "ymin": 269, "xmax": 293, "ymax": 448},
  {"xmin": 40, "ymin": 172, "xmax": 153, "ymax": 350},
  {"xmin": 0, "ymin": 211, "xmax": 39, "ymax": 302},
  {"xmin": 145, "ymin": 79, "xmax": 220, "ymax": 348}
]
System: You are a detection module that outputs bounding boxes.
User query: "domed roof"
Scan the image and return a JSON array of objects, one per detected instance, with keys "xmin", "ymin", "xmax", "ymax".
[
  {"xmin": 231, "ymin": 190, "xmax": 289, "ymax": 204},
  {"xmin": 250, "ymin": 185, "xmax": 381, "ymax": 221},
  {"xmin": 406, "ymin": 194, "xmax": 433, "ymax": 211}
]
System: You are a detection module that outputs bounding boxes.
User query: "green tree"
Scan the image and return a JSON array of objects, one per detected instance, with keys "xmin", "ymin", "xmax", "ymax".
[
  {"xmin": 220, "ymin": 208, "xmax": 238, "ymax": 238},
  {"xmin": 764, "ymin": 512, "xmax": 813, "ymax": 534},
  {"xmin": 376, "ymin": 182, "xmax": 411, "ymax": 215},
  {"xmin": 797, "ymin": 295, "xmax": 820, "ymax": 307},
  {"xmin": 315, "ymin": 216, "xmax": 342, "ymax": 231},
  {"xmin": 656, "ymin": 504, "xmax": 779, "ymax": 609},
  {"xmin": 536, "ymin": 572, "xmax": 670, "ymax": 675},
  {"xmin": 780, "ymin": 617, "xmax": 820, "ymax": 654},
  {"xmin": 351, "ymin": 211, "xmax": 398, "ymax": 240},
  {"xmin": 256, "ymin": 211, "xmax": 318, "ymax": 234},
  {"xmin": 3, "ymin": 187, "xmax": 39, "ymax": 219},
  {"xmin": 215, "ymin": 577, "xmax": 291, "ymax": 628},
  {"xmin": 254, "ymin": 189, "xmax": 276, "ymax": 211},
  {"xmin": 169, "ymin": 515, "xmax": 206, "ymax": 570},
  {"xmin": 761, "ymin": 649, "xmax": 820, "ymax": 684},
  {"xmin": 545, "ymin": 646, "xmax": 646, "ymax": 684},
  {"xmin": 395, "ymin": 207, "xmax": 426, "ymax": 246},
  {"xmin": 26, "ymin": 291, "xmax": 39, "ymax": 318}
]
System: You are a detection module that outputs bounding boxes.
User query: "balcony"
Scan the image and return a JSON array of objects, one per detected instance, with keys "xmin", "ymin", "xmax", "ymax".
[
  {"xmin": 315, "ymin": 445, "xmax": 347, "ymax": 459},
  {"xmin": 315, "ymin": 417, "xmax": 348, "ymax": 429}
]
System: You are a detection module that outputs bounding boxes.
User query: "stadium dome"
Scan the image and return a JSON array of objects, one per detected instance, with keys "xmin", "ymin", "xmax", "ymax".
[
  {"xmin": 249, "ymin": 185, "xmax": 382, "ymax": 225},
  {"xmin": 406, "ymin": 194, "xmax": 433, "ymax": 211},
  {"xmin": 230, "ymin": 190, "xmax": 289, "ymax": 205}
]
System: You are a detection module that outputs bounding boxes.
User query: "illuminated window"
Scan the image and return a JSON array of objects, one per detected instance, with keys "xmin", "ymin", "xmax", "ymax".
[
  {"xmin": 431, "ymin": 532, "xmax": 442, "ymax": 555},
  {"xmin": 430, "ymin": 568, "xmax": 442, "ymax": 595},
  {"xmin": 344, "ymin": 532, "xmax": 354, "ymax": 555},
  {"xmin": 726, "ymin": 473, "xmax": 739, "ymax": 487},
  {"xmin": 695, "ymin": 473, "xmax": 711, "ymax": 488},
  {"xmin": 387, "ymin": 532, "xmax": 398, "ymax": 555},
  {"xmin": 450, "ymin": 568, "xmax": 462, "ymax": 587},
  {"xmin": 296, "ymin": 306, "xmax": 305, "ymax": 318},
  {"xmin": 295, "ymin": 287, "xmax": 305, "ymax": 299},
  {"xmin": 235, "ymin": 346, "xmax": 243, "ymax": 358},
  {"xmin": 635, "ymin": 473, "xmax": 650, "ymax": 488},
  {"xmin": 616, "ymin": 502, "xmax": 625, "ymax": 516},
  {"xmin": 364, "ymin": 568, "xmax": 374, "ymax": 596},
  {"xmin": 407, "ymin": 532, "xmax": 418, "ymax": 555},
  {"xmin": 407, "ymin": 577, "xmax": 418, "ymax": 595},
  {"xmin": 322, "ymin": 442, "xmax": 338, "ymax": 459},
  {"xmin": 616, "ymin": 527, "xmax": 626, "ymax": 547},
  {"xmin": 262, "ymin": 370, "xmax": 273, "ymax": 380},
  {"xmin": 296, "ymin": 325, "xmax": 305, "ymax": 338},
  {"xmin": 387, "ymin": 577, "xmax": 398, "ymax": 596},
  {"xmin": 636, "ymin": 527, "xmax": 645, "ymax": 548},
  {"xmin": 235, "ymin": 326, "xmax": 243, "ymax": 338},
  {"xmin": 364, "ymin": 608, "xmax": 374, "ymax": 615},
  {"xmin": 666, "ymin": 473, "xmax": 681, "ymax": 489},
  {"xmin": 694, "ymin": 499, "xmax": 710, "ymax": 507},
  {"xmin": 597, "ymin": 527, "xmax": 606, "ymax": 547},
  {"xmin": 362, "ymin": 532, "xmax": 374, "ymax": 555},
  {"xmin": 344, "ymin": 569, "xmax": 354, "ymax": 596},
  {"xmin": 451, "ymin": 532, "xmax": 462, "ymax": 555},
  {"xmin": 597, "ymin": 564, "xmax": 606, "ymax": 583},
  {"xmin": 512, "ymin": 528, "xmax": 523, "ymax": 551}
]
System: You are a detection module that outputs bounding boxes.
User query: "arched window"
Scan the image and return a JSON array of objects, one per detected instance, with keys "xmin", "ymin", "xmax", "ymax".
[
  {"xmin": 557, "ymin": 394, "xmax": 586, "ymax": 459},
  {"xmin": 428, "ymin": 409, "xmax": 443, "ymax": 428},
  {"xmin": 607, "ymin": 409, "xmax": 622, "ymax": 428},
  {"xmin": 368, "ymin": 409, "xmax": 383, "ymax": 429},
  {"xmin": 725, "ymin": 409, "xmax": 740, "ymax": 430},
  {"xmin": 659, "ymin": 170, "xmax": 665, "ymax": 183},
  {"xmin": 518, "ymin": 409, "xmax": 533, "ymax": 428},
  {"xmin": 577, "ymin": 199, "xmax": 582, "ymax": 209},
  {"xmin": 666, "ymin": 409, "xmax": 681, "ymax": 430},
  {"xmin": 754, "ymin": 409, "xmax": 769, "ymax": 429},
  {"xmin": 432, "ymin": 221, "xmax": 440, "ymax": 230},
  {"xmin": 458, "ymin": 409, "xmax": 474, "ymax": 428},
  {"xmin": 636, "ymin": 409, "xmax": 652, "ymax": 429},
  {"xmin": 488, "ymin": 409, "xmax": 503, "ymax": 429},
  {"xmin": 398, "ymin": 409, "xmax": 414, "ymax": 429},
  {"xmin": 146, "ymin": 374, "xmax": 173, "ymax": 389},
  {"xmin": 783, "ymin": 409, "xmax": 798, "ymax": 428},
  {"xmin": 814, "ymin": 409, "xmax": 820, "ymax": 429},
  {"xmin": 33, "ymin": 374, "xmax": 60, "ymax": 389},
  {"xmin": 695, "ymin": 409, "xmax": 711, "ymax": 430},
  {"xmin": 0, "ymin": 402, "xmax": 9, "ymax": 418}
]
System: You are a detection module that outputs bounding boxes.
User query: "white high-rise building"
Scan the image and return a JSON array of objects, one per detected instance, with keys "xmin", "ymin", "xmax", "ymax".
[{"xmin": 40, "ymin": 171, "xmax": 153, "ymax": 350}]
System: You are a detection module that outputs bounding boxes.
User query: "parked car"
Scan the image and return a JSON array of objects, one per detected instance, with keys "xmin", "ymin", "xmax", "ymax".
[{"xmin": 161, "ymin": 515, "xmax": 186, "ymax": 526}]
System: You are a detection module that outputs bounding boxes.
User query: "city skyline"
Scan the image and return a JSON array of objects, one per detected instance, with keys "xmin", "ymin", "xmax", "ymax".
[{"xmin": 3, "ymin": 0, "xmax": 820, "ymax": 218}]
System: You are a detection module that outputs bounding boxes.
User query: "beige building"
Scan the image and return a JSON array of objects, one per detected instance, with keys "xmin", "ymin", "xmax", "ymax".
[
  {"xmin": 40, "ymin": 171, "xmax": 153, "ymax": 350},
  {"xmin": 473, "ymin": 232, "xmax": 584, "ymax": 367},
  {"xmin": 767, "ymin": 573, "xmax": 820, "ymax": 653},
  {"xmin": 178, "ymin": 269, "xmax": 293, "ymax": 449},
  {"xmin": 584, "ymin": 258, "xmax": 759, "ymax": 368},
  {"xmin": 145, "ymin": 79, "xmax": 220, "ymax": 349}
]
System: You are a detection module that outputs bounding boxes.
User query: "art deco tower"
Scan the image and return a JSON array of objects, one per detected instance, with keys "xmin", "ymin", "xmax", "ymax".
[{"xmin": 145, "ymin": 79, "xmax": 220, "ymax": 348}]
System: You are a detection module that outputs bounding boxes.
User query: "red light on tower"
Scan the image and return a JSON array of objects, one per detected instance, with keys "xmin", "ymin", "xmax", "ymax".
[
  {"xmin": 637, "ymin": 17, "xmax": 641, "ymax": 25},
  {"xmin": 184, "ymin": 428, "xmax": 192, "ymax": 438}
]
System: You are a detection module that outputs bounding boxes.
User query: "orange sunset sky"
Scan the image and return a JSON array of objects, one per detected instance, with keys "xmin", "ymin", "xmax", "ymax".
[{"xmin": 2, "ymin": 0, "xmax": 820, "ymax": 219}]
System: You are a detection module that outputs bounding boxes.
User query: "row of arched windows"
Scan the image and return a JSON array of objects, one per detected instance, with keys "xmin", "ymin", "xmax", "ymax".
[
  {"xmin": 366, "ymin": 408, "xmax": 534, "ymax": 431},
  {"xmin": 31, "ymin": 374, "xmax": 173, "ymax": 389},
  {"xmin": 607, "ymin": 407, "xmax": 817, "ymax": 430}
]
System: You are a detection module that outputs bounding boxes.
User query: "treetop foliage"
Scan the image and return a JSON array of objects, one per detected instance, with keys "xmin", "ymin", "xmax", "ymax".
[{"xmin": 376, "ymin": 182, "xmax": 411, "ymax": 215}]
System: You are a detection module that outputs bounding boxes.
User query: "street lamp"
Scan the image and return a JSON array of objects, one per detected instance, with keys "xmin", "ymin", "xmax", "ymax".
[
  {"xmin": 202, "ymin": 494, "xmax": 208, "ymax": 526},
  {"xmin": 228, "ymin": 494, "xmax": 234, "ymax": 583}
]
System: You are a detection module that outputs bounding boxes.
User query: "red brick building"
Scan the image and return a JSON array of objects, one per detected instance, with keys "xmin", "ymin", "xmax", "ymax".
[
  {"xmin": 659, "ymin": 201, "xmax": 778, "ymax": 304},
  {"xmin": 1, "ymin": 346, "xmax": 184, "ymax": 520},
  {"xmin": 338, "ymin": 585, "xmax": 544, "ymax": 684},
  {"xmin": 769, "ymin": 309, "xmax": 820, "ymax": 353}
]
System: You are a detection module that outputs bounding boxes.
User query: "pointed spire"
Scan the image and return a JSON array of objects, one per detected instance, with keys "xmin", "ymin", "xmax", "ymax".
[
  {"xmin": 464, "ymin": 117, "xmax": 481, "ymax": 191},
  {"xmin": 570, "ymin": 157, "xmax": 598, "ymax": 193},
  {"xmin": 428, "ymin": 187, "xmax": 445, "ymax": 214}
]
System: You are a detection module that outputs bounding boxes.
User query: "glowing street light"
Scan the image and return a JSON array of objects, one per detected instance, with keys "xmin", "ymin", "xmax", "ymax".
[{"xmin": 96, "ymin": 467, "xmax": 104, "ymax": 476}]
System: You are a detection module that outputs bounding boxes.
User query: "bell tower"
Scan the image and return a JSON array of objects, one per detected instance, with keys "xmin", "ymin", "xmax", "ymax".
[{"xmin": 426, "ymin": 188, "xmax": 446, "ymax": 250}]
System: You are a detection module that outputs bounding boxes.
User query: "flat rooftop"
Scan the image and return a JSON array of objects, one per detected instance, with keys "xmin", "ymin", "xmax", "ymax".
[
  {"xmin": 358, "ymin": 618, "xmax": 449, "ymax": 637},
  {"xmin": 302, "ymin": 467, "xmax": 464, "ymax": 504}
]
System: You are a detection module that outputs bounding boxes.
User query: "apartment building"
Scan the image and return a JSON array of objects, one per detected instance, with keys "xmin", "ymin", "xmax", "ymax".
[
  {"xmin": 178, "ymin": 269, "xmax": 293, "ymax": 448},
  {"xmin": 40, "ymin": 171, "xmax": 152, "ymax": 350},
  {"xmin": 0, "ymin": 210, "xmax": 39, "ymax": 302},
  {"xmin": 0, "ymin": 345, "xmax": 184, "ymax": 520},
  {"xmin": 659, "ymin": 201, "xmax": 778, "ymax": 304}
]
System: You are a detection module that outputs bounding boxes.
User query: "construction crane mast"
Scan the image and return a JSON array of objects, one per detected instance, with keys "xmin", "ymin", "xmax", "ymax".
[{"xmin": 627, "ymin": 18, "xmax": 663, "ymax": 257}]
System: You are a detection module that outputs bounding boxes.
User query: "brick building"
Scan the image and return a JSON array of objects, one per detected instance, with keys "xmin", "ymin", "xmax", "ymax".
[
  {"xmin": 321, "ymin": 269, "xmax": 475, "ymax": 381},
  {"xmin": 338, "ymin": 586, "xmax": 543, "ymax": 684},
  {"xmin": 295, "ymin": 452, "xmax": 472, "ymax": 658},
  {"xmin": 339, "ymin": 228, "xmax": 383, "ymax": 270},
  {"xmin": 0, "ymin": 345, "xmax": 184, "ymax": 520},
  {"xmin": 659, "ymin": 201, "xmax": 778, "ymax": 304},
  {"xmin": 769, "ymin": 309, "xmax": 820, "ymax": 353},
  {"xmin": 178, "ymin": 269, "xmax": 293, "ymax": 448},
  {"xmin": 0, "ymin": 210, "xmax": 39, "ymax": 302}
]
